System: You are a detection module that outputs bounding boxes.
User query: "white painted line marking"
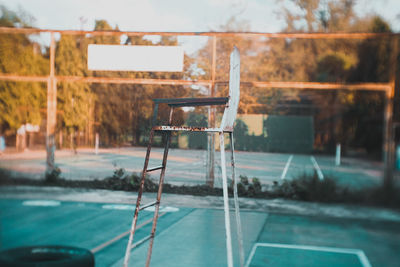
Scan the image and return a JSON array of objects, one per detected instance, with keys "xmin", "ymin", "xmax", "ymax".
[
  {"xmin": 245, "ymin": 242, "xmax": 259, "ymax": 267},
  {"xmin": 101, "ymin": 204, "xmax": 179, "ymax": 213},
  {"xmin": 91, "ymin": 212, "xmax": 167, "ymax": 254},
  {"xmin": 310, "ymin": 156, "xmax": 324, "ymax": 180},
  {"xmin": 102, "ymin": 204, "xmax": 134, "ymax": 210},
  {"xmin": 244, "ymin": 213, "xmax": 269, "ymax": 267},
  {"xmin": 22, "ymin": 200, "xmax": 61, "ymax": 207},
  {"xmin": 280, "ymin": 155, "xmax": 293, "ymax": 180},
  {"xmin": 245, "ymin": 243, "xmax": 372, "ymax": 267},
  {"xmin": 143, "ymin": 206, "xmax": 179, "ymax": 212},
  {"xmin": 356, "ymin": 250, "xmax": 372, "ymax": 267}
]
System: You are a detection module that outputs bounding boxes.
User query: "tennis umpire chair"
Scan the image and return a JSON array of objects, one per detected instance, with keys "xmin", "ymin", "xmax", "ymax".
[{"xmin": 124, "ymin": 47, "xmax": 244, "ymax": 267}]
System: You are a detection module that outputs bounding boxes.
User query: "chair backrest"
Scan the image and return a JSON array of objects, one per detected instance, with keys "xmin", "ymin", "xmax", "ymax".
[{"xmin": 220, "ymin": 47, "xmax": 240, "ymax": 132}]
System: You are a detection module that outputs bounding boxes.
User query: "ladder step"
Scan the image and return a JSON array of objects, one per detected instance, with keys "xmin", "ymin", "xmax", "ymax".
[
  {"xmin": 130, "ymin": 234, "xmax": 152, "ymax": 250},
  {"xmin": 139, "ymin": 201, "xmax": 158, "ymax": 211},
  {"xmin": 146, "ymin": 165, "xmax": 164, "ymax": 172}
]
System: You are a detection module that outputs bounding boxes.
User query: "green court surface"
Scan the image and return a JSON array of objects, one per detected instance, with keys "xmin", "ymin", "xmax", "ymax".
[
  {"xmin": 1, "ymin": 198, "xmax": 399, "ymax": 266},
  {"xmin": 0, "ymin": 147, "xmax": 386, "ymax": 190},
  {"xmin": 246, "ymin": 244, "xmax": 367, "ymax": 267}
]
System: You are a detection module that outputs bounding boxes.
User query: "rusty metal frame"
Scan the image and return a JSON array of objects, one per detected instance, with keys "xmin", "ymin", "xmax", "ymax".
[
  {"xmin": 46, "ymin": 32, "xmax": 56, "ymax": 176},
  {"xmin": 0, "ymin": 26, "xmax": 397, "ymax": 187},
  {"xmin": 125, "ymin": 48, "xmax": 243, "ymax": 267},
  {"xmin": 0, "ymin": 26, "xmax": 397, "ymax": 38}
]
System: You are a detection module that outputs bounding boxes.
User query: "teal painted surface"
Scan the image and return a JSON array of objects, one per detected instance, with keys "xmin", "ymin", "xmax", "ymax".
[
  {"xmin": 1, "ymin": 199, "xmax": 399, "ymax": 266},
  {"xmin": 1, "ymin": 200, "xmax": 138, "ymax": 249},
  {"xmin": 0, "ymin": 199, "xmax": 193, "ymax": 266},
  {"xmin": 249, "ymin": 246, "xmax": 361, "ymax": 267},
  {"xmin": 95, "ymin": 208, "xmax": 194, "ymax": 267},
  {"xmin": 0, "ymin": 199, "xmax": 267, "ymax": 266},
  {"xmin": 257, "ymin": 214, "xmax": 400, "ymax": 267},
  {"xmin": 116, "ymin": 209, "xmax": 267, "ymax": 267}
]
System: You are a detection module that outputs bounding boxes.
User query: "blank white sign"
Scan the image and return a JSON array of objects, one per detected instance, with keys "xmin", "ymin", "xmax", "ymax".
[{"xmin": 88, "ymin": 44, "xmax": 184, "ymax": 72}]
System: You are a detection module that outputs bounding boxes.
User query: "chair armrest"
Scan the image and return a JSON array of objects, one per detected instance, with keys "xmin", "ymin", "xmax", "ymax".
[{"xmin": 153, "ymin": 97, "xmax": 229, "ymax": 107}]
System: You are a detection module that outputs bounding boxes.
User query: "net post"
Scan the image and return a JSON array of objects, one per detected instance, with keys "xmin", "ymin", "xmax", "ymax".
[
  {"xmin": 46, "ymin": 32, "xmax": 57, "ymax": 176},
  {"xmin": 206, "ymin": 36, "xmax": 217, "ymax": 187},
  {"xmin": 383, "ymin": 36, "xmax": 398, "ymax": 191}
]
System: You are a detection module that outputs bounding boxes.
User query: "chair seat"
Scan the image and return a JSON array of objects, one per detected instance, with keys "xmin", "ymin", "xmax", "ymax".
[
  {"xmin": 153, "ymin": 97, "xmax": 229, "ymax": 107},
  {"xmin": 153, "ymin": 125, "xmax": 232, "ymax": 133}
]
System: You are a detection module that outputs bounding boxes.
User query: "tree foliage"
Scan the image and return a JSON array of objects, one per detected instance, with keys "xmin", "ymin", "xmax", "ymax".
[
  {"xmin": 0, "ymin": 5, "xmax": 47, "ymax": 134},
  {"xmin": 56, "ymin": 34, "xmax": 94, "ymax": 133}
]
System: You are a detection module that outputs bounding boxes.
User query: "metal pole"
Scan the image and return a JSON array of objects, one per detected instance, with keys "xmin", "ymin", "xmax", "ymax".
[
  {"xmin": 124, "ymin": 129, "xmax": 155, "ymax": 267},
  {"xmin": 230, "ymin": 132, "xmax": 244, "ymax": 267},
  {"xmin": 219, "ymin": 132, "xmax": 233, "ymax": 267},
  {"xmin": 145, "ymin": 107, "xmax": 174, "ymax": 267},
  {"xmin": 95, "ymin": 133, "xmax": 99, "ymax": 155},
  {"xmin": 46, "ymin": 32, "xmax": 57, "ymax": 176},
  {"xmin": 207, "ymin": 36, "xmax": 217, "ymax": 187},
  {"xmin": 383, "ymin": 36, "xmax": 398, "ymax": 190},
  {"xmin": 0, "ymin": 74, "xmax": 391, "ymax": 91},
  {"xmin": 1, "ymin": 27, "xmax": 398, "ymax": 39},
  {"xmin": 335, "ymin": 143, "xmax": 341, "ymax": 166}
]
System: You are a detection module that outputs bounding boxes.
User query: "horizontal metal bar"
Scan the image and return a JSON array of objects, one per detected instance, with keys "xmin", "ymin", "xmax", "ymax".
[
  {"xmin": 247, "ymin": 103, "xmax": 347, "ymax": 110},
  {"xmin": 153, "ymin": 97, "xmax": 229, "ymax": 107},
  {"xmin": 0, "ymin": 27, "xmax": 398, "ymax": 39},
  {"xmin": 0, "ymin": 74, "xmax": 48, "ymax": 82},
  {"xmin": 153, "ymin": 126, "xmax": 222, "ymax": 132},
  {"xmin": 217, "ymin": 81, "xmax": 391, "ymax": 91},
  {"xmin": 0, "ymin": 73, "xmax": 390, "ymax": 92},
  {"xmin": 91, "ymin": 211, "xmax": 167, "ymax": 254},
  {"xmin": 57, "ymin": 76, "xmax": 212, "ymax": 86},
  {"xmin": 146, "ymin": 166, "xmax": 164, "ymax": 172},
  {"xmin": 139, "ymin": 201, "xmax": 158, "ymax": 211},
  {"xmin": 0, "ymin": 74, "xmax": 212, "ymax": 86},
  {"xmin": 130, "ymin": 235, "xmax": 152, "ymax": 250}
]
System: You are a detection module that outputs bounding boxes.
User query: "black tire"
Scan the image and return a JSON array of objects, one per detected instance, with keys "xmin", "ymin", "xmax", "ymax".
[{"xmin": 0, "ymin": 245, "xmax": 94, "ymax": 267}]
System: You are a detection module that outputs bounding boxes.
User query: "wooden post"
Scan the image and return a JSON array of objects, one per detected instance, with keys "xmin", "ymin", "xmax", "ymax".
[
  {"xmin": 383, "ymin": 36, "xmax": 398, "ymax": 190},
  {"xmin": 206, "ymin": 36, "xmax": 217, "ymax": 187},
  {"xmin": 46, "ymin": 32, "xmax": 57, "ymax": 176}
]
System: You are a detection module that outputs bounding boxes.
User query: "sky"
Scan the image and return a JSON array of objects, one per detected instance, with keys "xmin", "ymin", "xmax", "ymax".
[{"xmin": 1, "ymin": 0, "xmax": 399, "ymax": 53}]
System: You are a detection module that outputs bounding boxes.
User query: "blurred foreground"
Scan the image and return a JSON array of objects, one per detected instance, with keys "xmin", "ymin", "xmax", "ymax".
[{"xmin": 1, "ymin": 186, "xmax": 400, "ymax": 266}]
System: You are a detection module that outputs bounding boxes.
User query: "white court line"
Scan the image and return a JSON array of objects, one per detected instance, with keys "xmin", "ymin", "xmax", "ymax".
[
  {"xmin": 280, "ymin": 155, "xmax": 293, "ymax": 180},
  {"xmin": 245, "ymin": 242, "xmax": 260, "ymax": 267},
  {"xmin": 310, "ymin": 156, "xmax": 324, "ymax": 180},
  {"xmin": 91, "ymin": 212, "xmax": 168, "ymax": 254},
  {"xmin": 245, "ymin": 243, "xmax": 372, "ymax": 267}
]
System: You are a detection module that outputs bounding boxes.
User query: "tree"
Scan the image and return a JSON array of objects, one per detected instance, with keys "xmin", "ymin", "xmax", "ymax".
[
  {"xmin": 344, "ymin": 16, "xmax": 393, "ymax": 155},
  {"xmin": 90, "ymin": 21, "xmax": 189, "ymax": 146},
  {"xmin": 270, "ymin": 1, "xmax": 394, "ymax": 154},
  {"xmin": 0, "ymin": 5, "xmax": 47, "ymax": 136},
  {"xmin": 55, "ymin": 34, "xmax": 95, "ymax": 147},
  {"xmin": 196, "ymin": 17, "xmax": 259, "ymax": 114},
  {"xmin": 89, "ymin": 20, "xmax": 128, "ymax": 145}
]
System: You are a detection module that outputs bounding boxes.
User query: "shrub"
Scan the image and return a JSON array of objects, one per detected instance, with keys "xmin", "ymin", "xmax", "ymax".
[
  {"xmin": 240, "ymin": 175, "xmax": 249, "ymax": 185},
  {"xmin": 112, "ymin": 167, "xmax": 126, "ymax": 179},
  {"xmin": 45, "ymin": 167, "xmax": 62, "ymax": 183},
  {"xmin": 273, "ymin": 172, "xmax": 339, "ymax": 202},
  {"xmin": 236, "ymin": 175, "xmax": 264, "ymax": 197}
]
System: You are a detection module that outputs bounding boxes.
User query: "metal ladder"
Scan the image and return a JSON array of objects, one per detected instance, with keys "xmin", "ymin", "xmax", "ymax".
[
  {"xmin": 123, "ymin": 109, "xmax": 173, "ymax": 267},
  {"xmin": 124, "ymin": 47, "xmax": 244, "ymax": 267}
]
